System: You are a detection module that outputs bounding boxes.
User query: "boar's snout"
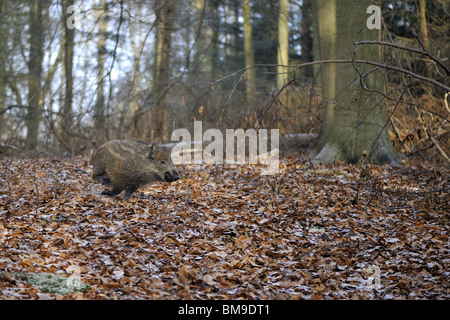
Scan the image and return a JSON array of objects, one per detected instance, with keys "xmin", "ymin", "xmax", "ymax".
[{"xmin": 164, "ymin": 170, "xmax": 180, "ymax": 182}]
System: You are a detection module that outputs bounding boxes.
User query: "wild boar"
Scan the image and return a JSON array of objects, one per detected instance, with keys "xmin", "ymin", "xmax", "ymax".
[{"xmin": 91, "ymin": 139, "xmax": 179, "ymax": 199}]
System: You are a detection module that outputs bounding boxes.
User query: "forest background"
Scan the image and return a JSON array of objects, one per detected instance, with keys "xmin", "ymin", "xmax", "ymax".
[{"xmin": 0, "ymin": 0, "xmax": 448, "ymax": 163}]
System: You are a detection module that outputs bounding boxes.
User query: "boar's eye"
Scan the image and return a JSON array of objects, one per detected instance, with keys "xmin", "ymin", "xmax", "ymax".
[{"xmin": 160, "ymin": 160, "xmax": 166, "ymax": 165}]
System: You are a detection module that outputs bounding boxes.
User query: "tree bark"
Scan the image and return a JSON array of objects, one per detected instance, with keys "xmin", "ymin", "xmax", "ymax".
[
  {"xmin": 277, "ymin": 0, "xmax": 289, "ymax": 89},
  {"xmin": 310, "ymin": 0, "xmax": 400, "ymax": 165},
  {"xmin": 242, "ymin": 0, "xmax": 256, "ymax": 102},
  {"xmin": 0, "ymin": 1, "xmax": 7, "ymax": 139},
  {"xmin": 191, "ymin": 0, "xmax": 208, "ymax": 76},
  {"xmin": 94, "ymin": 0, "xmax": 108, "ymax": 144},
  {"xmin": 26, "ymin": 0, "xmax": 50, "ymax": 149},
  {"xmin": 128, "ymin": 2, "xmax": 144, "ymax": 137},
  {"xmin": 418, "ymin": 0, "xmax": 431, "ymax": 78},
  {"xmin": 153, "ymin": 0, "xmax": 174, "ymax": 142},
  {"xmin": 61, "ymin": 0, "xmax": 75, "ymax": 144},
  {"xmin": 299, "ymin": 0, "xmax": 313, "ymax": 78},
  {"xmin": 418, "ymin": 0, "xmax": 429, "ymax": 50}
]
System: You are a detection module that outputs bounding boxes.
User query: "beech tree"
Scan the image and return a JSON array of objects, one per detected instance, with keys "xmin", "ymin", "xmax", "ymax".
[
  {"xmin": 242, "ymin": 0, "xmax": 255, "ymax": 101},
  {"xmin": 277, "ymin": 0, "xmax": 289, "ymax": 89},
  {"xmin": 0, "ymin": 2, "xmax": 8, "ymax": 139},
  {"xmin": 309, "ymin": 0, "xmax": 400, "ymax": 165},
  {"xmin": 153, "ymin": 0, "xmax": 175, "ymax": 141},
  {"xmin": 26, "ymin": 0, "xmax": 50, "ymax": 149},
  {"xmin": 93, "ymin": 0, "xmax": 109, "ymax": 144},
  {"xmin": 60, "ymin": 0, "xmax": 75, "ymax": 145}
]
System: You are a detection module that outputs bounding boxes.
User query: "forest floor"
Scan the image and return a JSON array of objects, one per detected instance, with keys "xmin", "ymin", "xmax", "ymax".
[{"xmin": 0, "ymin": 155, "xmax": 448, "ymax": 300}]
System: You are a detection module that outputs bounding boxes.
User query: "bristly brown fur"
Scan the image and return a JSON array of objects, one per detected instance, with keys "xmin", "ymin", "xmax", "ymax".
[{"xmin": 91, "ymin": 140, "xmax": 179, "ymax": 199}]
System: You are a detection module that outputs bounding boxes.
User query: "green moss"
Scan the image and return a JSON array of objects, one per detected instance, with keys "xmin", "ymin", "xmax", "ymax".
[{"xmin": 24, "ymin": 273, "xmax": 91, "ymax": 295}]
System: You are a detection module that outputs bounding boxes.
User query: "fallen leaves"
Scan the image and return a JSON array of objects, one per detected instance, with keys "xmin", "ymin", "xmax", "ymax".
[{"xmin": 0, "ymin": 156, "xmax": 448, "ymax": 299}]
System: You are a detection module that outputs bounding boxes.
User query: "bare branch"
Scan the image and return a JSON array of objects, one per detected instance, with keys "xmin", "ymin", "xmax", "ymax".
[
  {"xmin": 430, "ymin": 136, "xmax": 450, "ymax": 163},
  {"xmin": 354, "ymin": 40, "xmax": 449, "ymax": 76},
  {"xmin": 0, "ymin": 105, "xmax": 29, "ymax": 115}
]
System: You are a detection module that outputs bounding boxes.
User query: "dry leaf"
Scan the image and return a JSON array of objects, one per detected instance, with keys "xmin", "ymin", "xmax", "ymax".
[{"xmin": 0, "ymin": 157, "xmax": 447, "ymax": 300}]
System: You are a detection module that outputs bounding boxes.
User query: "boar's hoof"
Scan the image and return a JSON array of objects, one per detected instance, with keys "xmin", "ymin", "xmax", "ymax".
[
  {"xmin": 124, "ymin": 187, "xmax": 138, "ymax": 200},
  {"xmin": 102, "ymin": 188, "xmax": 122, "ymax": 198}
]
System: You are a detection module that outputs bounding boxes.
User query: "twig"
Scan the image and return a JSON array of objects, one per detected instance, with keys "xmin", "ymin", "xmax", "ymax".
[
  {"xmin": 105, "ymin": 0, "xmax": 124, "ymax": 112},
  {"xmin": 430, "ymin": 136, "xmax": 450, "ymax": 163},
  {"xmin": 445, "ymin": 92, "xmax": 450, "ymax": 114},
  {"xmin": 0, "ymin": 104, "xmax": 30, "ymax": 115},
  {"xmin": 257, "ymin": 77, "xmax": 295, "ymax": 122},
  {"xmin": 156, "ymin": 199, "xmax": 171, "ymax": 222},
  {"xmin": 247, "ymin": 60, "xmax": 449, "ymax": 92},
  {"xmin": 354, "ymin": 40, "xmax": 449, "ymax": 76},
  {"xmin": 224, "ymin": 72, "xmax": 245, "ymax": 107},
  {"xmin": 181, "ymin": 51, "xmax": 449, "ymax": 128},
  {"xmin": 360, "ymin": 192, "xmax": 378, "ymax": 214},
  {"xmin": 412, "ymin": 208, "xmax": 432, "ymax": 220},
  {"xmin": 365, "ymin": 82, "xmax": 408, "ymax": 165}
]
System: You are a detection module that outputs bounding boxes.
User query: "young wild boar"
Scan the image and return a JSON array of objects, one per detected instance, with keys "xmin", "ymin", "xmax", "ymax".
[{"xmin": 91, "ymin": 140, "xmax": 179, "ymax": 199}]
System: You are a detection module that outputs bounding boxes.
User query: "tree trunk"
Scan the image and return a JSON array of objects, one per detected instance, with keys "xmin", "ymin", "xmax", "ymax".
[
  {"xmin": 61, "ymin": 0, "xmax": 75, "ymax": 146},
  {"xmin": 0, "ymin": 1, "xmax": 7, "ymax": 139},
  {"xmin": 418, "ymin": 0, "xmax": 429, "ymax": 49},
  {"xmin": 209, "ymin": 0, "xmax": 220, "ymax": 79},
  {"xmin": 242, "ymin": 0, "xmax": 256, "ymax": 102},
  {"xmin": 299, "ymin": 0, "xmax": 313, "ymax": 78},
  {"xmin": 310, "ymin": 0, "xmax": 400, "ymax": 165},
  {"xmin": 191, "ymin": 0, "xmax": 208, "ymax": 76},
  {"xmin": 153, "ymin": 0, "xmax": 174, "ymax": 142},
  {"xmin": 277, "ymin": 0, "xmax": 289, "ymax": 89},
  {"xmin": 129, "ymin": 2, "xmax": 143, "ymax": 107},
  {"xmin": 26, "ymin": 0, "xmax": 50, "ymax": 150},
  {"xmin": 418, "ymin": 0, "xmax": 431, "ymax": 78},
  {"xmin": 93, "ymin": 0, "xmax": 108, "ymax": 144},
  {"xmin": 128, "ymin": 2, "xmax": 144, "ymax": 137}
]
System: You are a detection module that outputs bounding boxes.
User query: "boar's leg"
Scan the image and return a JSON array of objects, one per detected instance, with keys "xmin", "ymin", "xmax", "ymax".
[
  {"xmin": 124, "ymin": 187, "xmax": 138, "ymax": 200},
  {"xmin": 101, "ymin": 188, "xmax": 122, "ymax": 198},
  {"xmin": 94, "ymin": 175, "xmax": 111, "ymax": 187},
  {"xmin": 92, "ymin": 163, "xmax": 108, "ymax": 185}
]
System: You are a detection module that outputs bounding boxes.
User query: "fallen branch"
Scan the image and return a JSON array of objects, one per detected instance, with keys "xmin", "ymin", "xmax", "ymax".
[{"xmin": 0, "ymin": 143, "xmax": 28, "ymax": 157}]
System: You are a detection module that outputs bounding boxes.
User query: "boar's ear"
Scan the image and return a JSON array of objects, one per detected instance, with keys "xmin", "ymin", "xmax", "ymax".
[{"xmin": 148, "ymin": 143, "xmax": 158, "ymax": 160}]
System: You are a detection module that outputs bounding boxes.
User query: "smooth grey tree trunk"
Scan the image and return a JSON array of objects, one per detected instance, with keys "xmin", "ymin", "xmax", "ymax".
[{"xmin": 310, "ymin": 0, "xmax": 400, "ymax": 165}]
